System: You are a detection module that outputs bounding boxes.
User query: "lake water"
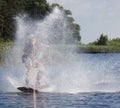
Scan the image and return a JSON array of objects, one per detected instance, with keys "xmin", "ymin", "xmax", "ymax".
[
  {"xmin": 0, "ymin": 92, "xmax": 120, "ymax": 108},
  {"xmin": 0, "ymin": 53, "xmax": 120, "ymax": 108}
]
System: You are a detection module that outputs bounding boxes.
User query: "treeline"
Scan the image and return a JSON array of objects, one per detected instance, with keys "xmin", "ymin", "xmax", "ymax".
[
  {"xmin": 0, "ymin": 0, "xmax": 50, "ymax": 41},
  {"xmin": 0, "ymin": 0, "xmax": 81, "ymax": 42},
  {"xmin": 79, "ymin": 34, "xmax": 120, "ymax": 53},
  {"xmin": 89, "ymin": 34, "xmax": 120, "ymax": 46},
  {"xmin": 89, "ymin": 34, "xmax": 108, "ymax": 45}
]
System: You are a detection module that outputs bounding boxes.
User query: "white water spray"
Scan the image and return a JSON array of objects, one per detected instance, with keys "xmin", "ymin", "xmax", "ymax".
[
  {"xmin": 4, "ymin": 7, "xmax": 77, "ymax": 92},
  {"xmin": 1, "ymin": 7, "xmax": 120, "ymax": 93}
]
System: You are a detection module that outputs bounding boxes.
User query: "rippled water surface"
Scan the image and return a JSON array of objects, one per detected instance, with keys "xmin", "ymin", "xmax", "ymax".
[
  {"xmin": 0, "ymin": 54, "xmax": 120, "ymax": 108},
  {"xmin": 0, "ymin": 92, "xmax": 120, "ymax": 108}
]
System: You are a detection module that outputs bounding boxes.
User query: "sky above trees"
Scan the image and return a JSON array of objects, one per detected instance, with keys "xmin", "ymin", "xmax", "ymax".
[{"xmin": 47, "ymin": 0, "xmax": 120, "ymax": 43}]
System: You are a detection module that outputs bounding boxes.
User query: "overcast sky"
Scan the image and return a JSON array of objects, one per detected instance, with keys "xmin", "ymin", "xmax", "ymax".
[{"xmin": 47, "ymin": 0, "xmax": 120, "ymax": 43}]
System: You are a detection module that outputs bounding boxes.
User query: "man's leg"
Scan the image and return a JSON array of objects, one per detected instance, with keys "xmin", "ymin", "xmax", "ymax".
[{"xmin": 35, "ymin": 70, "xmax": 42, "ymax": 89}]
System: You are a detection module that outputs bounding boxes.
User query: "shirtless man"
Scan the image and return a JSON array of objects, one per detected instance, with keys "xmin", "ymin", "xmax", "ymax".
[{"xmin": 22, "ymin": 36, "xmax": 44, "ymax": 89}]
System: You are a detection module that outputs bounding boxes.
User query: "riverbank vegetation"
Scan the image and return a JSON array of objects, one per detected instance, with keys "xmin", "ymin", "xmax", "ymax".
[
  {"xmin": 79, "ymin": 35, "xmax": 120, "ymax": 53},
  {"xmin": 0, "ymin": 40, "xmax": 13, "ymax": 65}
]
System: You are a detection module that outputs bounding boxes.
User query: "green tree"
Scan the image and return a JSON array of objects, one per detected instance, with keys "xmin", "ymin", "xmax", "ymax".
[
  {"xmin": 97, "ymin": 34, "xmax": 108, "ymax": 45},
  {"xmin": 0, "ymin": 0, "xmax": 50, "ymax": 41},
  {"xmin": 51, "ymin": 3, "xmax": 63, "ymax": 10},
  {"xmin": 112, "ymin": 37, "xmax": 120, "ymax": 42},
  {"xmin": 65, "ymin": 10, "xmax": 72, "ymax": 15},
  {"xmin": 24, "ymin": 0, "xmax": 50, "ymax": 19}
]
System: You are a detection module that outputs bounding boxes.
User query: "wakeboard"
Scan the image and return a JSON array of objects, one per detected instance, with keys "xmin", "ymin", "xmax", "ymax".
[{"xmin": 17, "ymin": 87, "xmax": 39, "ymax": 93}]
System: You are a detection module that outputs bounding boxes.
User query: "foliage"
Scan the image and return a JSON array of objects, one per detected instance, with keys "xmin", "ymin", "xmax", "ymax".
[
  {"xmin": 71, "ymin": 23, "xmax": 81, "ymax": 42},
  {"xmin": 79, "ymin": 44, "xmax": 120, "ymax": 53},
  {"xmin": 0, "ymin": 1, "xmax": 81, "ymax": 64},
  {"xmin": 0, "ymin": 0, "xmax": 80, "ymax": 43},
  {"xmin": 65, "ymin": 10, "xmax": 72, "ymax": 15},
  {"xmin": 0, "ymin": 0, "xmax": 50, "ymax": 41},
  {"xmin": 108, "ymin": 37, "xmax": 120, "ymax": 46},
  {"xmin": 67, "ymin": 17, "xmax": 74, "ymax": 23},
  {"xmin": 79, "ymin": 37, "xmax": 120, "ymax": 53},
  {"xmin": 24, "ymin": 0, "xmax": 50, "ymax": 19},
  {"xmin": 51, "ymin": 3, "xmax": 63, "ymax": 9},
  {"xmin": 96, "ymin": 34, "xmax": 108, "ymax": 45},
  {"xmin": 79, "ymin": 44, "xmax": 109, "ymax": 53},
  {"xmin": 51, "ymin": 3, "xmax": 81, "ymax": 43},
  {"xmin": 0, "ymin": 40, "xmax": 13, "ymax": 64}
]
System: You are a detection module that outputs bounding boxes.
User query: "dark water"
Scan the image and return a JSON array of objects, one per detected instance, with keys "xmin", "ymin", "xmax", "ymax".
[
  {"xmin": 0, "ymin": 53, "xmax": 120, "ymax": 108},
  {"xmin": 0, "ymin": 92, "xmax": 120, "ymax": 108}
]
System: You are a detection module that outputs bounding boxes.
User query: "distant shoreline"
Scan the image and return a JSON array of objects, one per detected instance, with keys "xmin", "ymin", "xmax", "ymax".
[
  {"xmin": 0, "ymin": 41, "xmax": 120, "ymax": 66},
  {"xmin": 78, "ymin": 45, "xmax": 120, "ymax": 53},
  {"xmin": 78, "ymin": 51, "xmax": 120, "ymax": 54}
]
